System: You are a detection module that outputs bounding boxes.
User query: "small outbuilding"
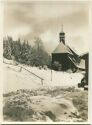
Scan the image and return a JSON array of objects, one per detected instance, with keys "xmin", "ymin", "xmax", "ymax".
[
  {"xmin": 79, "ymin": 52, "xmax": 89, "ymax": 82},
  {"xmin": 79, "ymin": 52, "xmax": 89, "ymax": 72}
]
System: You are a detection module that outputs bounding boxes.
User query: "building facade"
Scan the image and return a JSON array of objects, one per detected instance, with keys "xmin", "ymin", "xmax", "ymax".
[{"xmin": 52, "ymin": 29, "xmax": 80, "ymax": 71}]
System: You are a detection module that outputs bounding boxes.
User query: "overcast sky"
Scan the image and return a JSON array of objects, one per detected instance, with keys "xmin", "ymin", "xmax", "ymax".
[{"xmin": 3, "ymin": 1, "xmax": 90, "ymax": 54}]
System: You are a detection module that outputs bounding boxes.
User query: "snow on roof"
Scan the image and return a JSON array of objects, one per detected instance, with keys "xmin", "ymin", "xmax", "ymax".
[
  {"xmin": 67, "ymin": 45, "xmax": 79, "ymax": 56},
  {"xmin": 78, "ymin": 59, "xmax": 85, "ymax": 69},
  {"xmin": 68, "ymin": 56, "xmax": 85, "ymax": 69},
  {"xmin": 79, "ymin": 52, "xmax": 89, "ymax": 57},
  {"xmin": 52, "ymin": 42, "xmax": 72, "ymax": 54}
]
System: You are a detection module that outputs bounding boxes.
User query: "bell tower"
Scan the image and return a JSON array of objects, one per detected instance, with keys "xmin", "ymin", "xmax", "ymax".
[{"xmin": 59, "ymin": 25, "xmax": 65, "ymax": 44}]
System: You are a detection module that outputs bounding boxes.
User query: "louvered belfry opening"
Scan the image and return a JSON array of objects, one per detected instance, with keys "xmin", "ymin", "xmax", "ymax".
[{"xmin": 59, "ymin": 32, "xmax": 65, "ymax": 44}]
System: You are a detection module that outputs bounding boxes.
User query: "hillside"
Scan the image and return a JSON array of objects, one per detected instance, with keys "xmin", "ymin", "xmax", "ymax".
[
  {"xmin": 3, "ymin": 58, "xmax": 83, "ymax": 93},
  {"xmin": 3, "ymin": 59, "xmax": 88, "ymax": 122}
]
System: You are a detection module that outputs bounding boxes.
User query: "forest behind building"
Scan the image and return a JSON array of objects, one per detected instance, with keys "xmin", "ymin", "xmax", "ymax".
[{"xmin": 3, "ymin": 37, "xmax": 51, "ymax": 67}]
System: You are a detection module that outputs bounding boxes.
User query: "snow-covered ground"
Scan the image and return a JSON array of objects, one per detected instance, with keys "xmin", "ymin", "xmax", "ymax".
[
  {"xmin": 3, "ymin": 59, "xmax": 88, "ymax": 122},
  {"xmin": 3, "ymin": 59, "xmax": 84, "ymax": 93}
]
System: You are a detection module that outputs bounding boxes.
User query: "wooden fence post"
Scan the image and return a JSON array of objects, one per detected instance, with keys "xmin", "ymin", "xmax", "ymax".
[
  {"xmin": 51, "ymin": 69, "xmax": 52, "ymax": 81},
  {"xmin": 41, "ymin": 79, "xmax": 43, "ymax": 85}
]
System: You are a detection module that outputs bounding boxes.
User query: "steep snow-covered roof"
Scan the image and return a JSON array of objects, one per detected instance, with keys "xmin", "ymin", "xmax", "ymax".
[
  {"xmin": 79, "ymin": 52, "xmax": 89, "ymax": 58},
  {"xmin": 68, "ymin": 56, "xmax": 85, "ymax": 69},
  {"xmin": 52, "ymin": 42, "xmax": 72, "ymax": 54}
]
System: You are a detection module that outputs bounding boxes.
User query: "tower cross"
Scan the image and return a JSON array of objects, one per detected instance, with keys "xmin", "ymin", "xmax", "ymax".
[{"xmin": 62, "ymin": 24, "xmax": 63, "ymax": 32}]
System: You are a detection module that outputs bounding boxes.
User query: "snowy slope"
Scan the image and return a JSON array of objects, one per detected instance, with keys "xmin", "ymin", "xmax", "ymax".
[{"xmin": 3, "ymin": 59, "xmax": 84, "ymax": 93}]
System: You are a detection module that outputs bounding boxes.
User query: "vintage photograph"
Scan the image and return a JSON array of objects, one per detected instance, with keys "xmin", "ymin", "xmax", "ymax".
[
  {"xmin": 3, "ymin": 1, "xmax": 89, "ymax": 122},
  {"xmin": 1, "ymin": 124, "xmax": 91, "ymax": 125}
]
